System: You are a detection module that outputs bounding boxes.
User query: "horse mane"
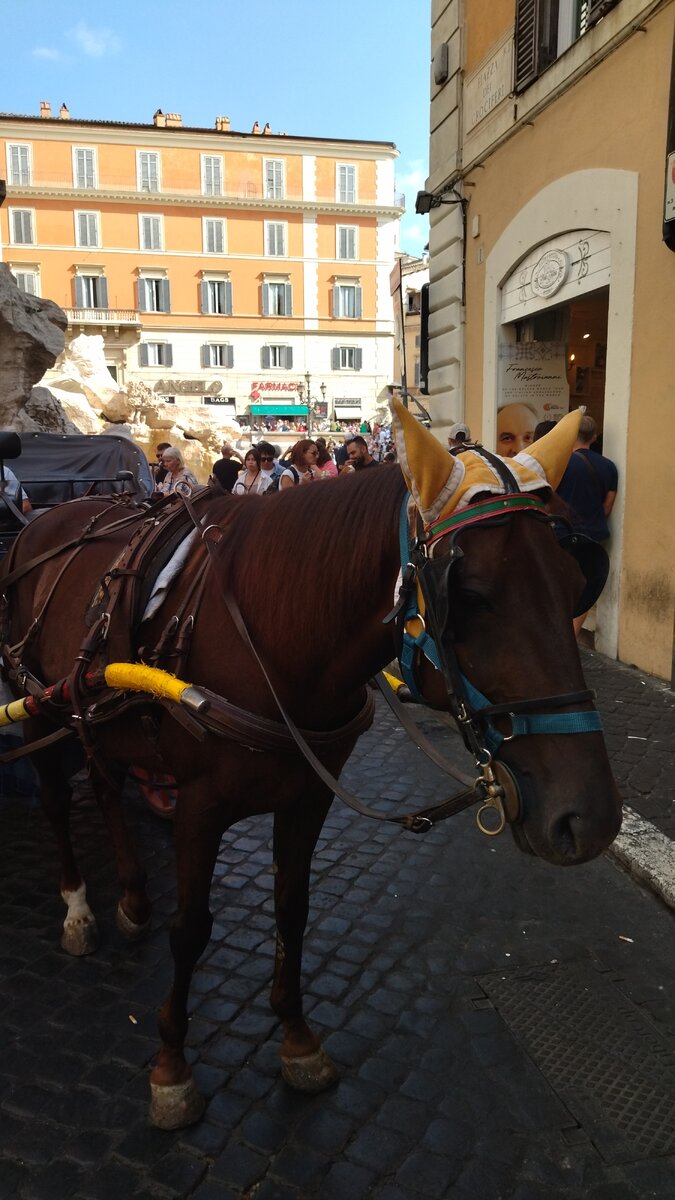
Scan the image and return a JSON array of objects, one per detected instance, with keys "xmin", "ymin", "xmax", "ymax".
[{"xmin": 215, "ymin": 466, "xmax": 408, "ymax": 648}]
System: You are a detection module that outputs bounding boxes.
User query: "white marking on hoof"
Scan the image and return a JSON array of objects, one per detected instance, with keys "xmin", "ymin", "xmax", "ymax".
[
  {"xmin": 149, "ymin": 1077, "xmax": 206, "ymax": 1130},
  {"xmin": 61, "ymin": 883, "xmax": 99, "ymax": 956},
  {"xmin": 116, "ymin": 902, "xmax": 152, "ymax": 940},
  {"xmin": 280, "ymin": 1047, "xmax": 340, "ymax": 1093}
]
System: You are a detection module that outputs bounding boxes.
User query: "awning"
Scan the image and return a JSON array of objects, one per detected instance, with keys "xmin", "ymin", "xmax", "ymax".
[
  {"xmin": 249, "ymin": 404, "xmax": 309, "ymax": 416},
  {"xmin": 334, "ymin": 408, "xmax": 362, "ymax": 419}
]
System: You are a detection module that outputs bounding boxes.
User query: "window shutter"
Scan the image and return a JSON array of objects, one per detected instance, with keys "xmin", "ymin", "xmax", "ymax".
[
  {"xmin": 200, "ymin": 345, "xmax": 210, "ymax": 369},
  {"xmin": 200, "ymin": 281, "xmax": 210, "ymax": 314},
  {"xmin": 262, "ymin": 283, "xmax": 270, "ymax": 317},
  {"xmin": 74, "ymin": 275, "xmax": 86, "ymax": 307},
  {"xmin": 164, "ymin": 344, "xmax": 173, "ymax": 368},
  {"xmin": 97, "ymin": 277, "xmax": 109, "ymax": 309},
  {"xmin": 333, "ymin": 287, "xmax": 339, "ymax": 318},
  {"xmin": 223, "ymin": 280, "xmax": 233, "ymax": 315},
  {"xmin": 137, "ymin": 278, "xmax": 147, "ymax": 312},
  {"xmin": 159, "ymin": 279, "xmax": 171, "ymax": 313},
  {"xmin": 261, "ymin": 345, "xmax": 271, "ymax": 369},
  {"xmin": 514, "ymin": 0, "xmax": 540, "ymax": 92},
  {"xmin": 284, "ymin": 346, "xmax": 293, "ymax": 369},
  {"xmin": 225, "ymin": 344, "xmax": 234, "ymax": 369},
  {"xmin": 331, "ymin": 347, "xmax": 341, "ymax": 370},
  {"xmin": 355, "ymin": 287, "xmax": 362, "ymax": 319},
  {"xmin": 284, "ymin": 282, "xmax": 292, "ymax": 316},
  {"xmin": 139, "ymin": 344, "xmax": 149, "ymax": 367},
  {"xmin": 355, "ymin": 348, "xmax": 363, "ymax": 370}
]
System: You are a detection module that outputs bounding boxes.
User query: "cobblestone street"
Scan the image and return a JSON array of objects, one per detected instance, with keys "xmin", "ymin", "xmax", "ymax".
[{"xmin": 0, "ymin": 650, "xmax": 673, "ymax": 1199}]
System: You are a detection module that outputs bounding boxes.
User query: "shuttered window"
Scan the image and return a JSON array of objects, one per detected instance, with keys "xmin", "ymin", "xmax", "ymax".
[
  {"xmin": 10, "ymin": 209, "xmax": 34, "ymax": 244},
  {"xmin": 262, "ymin": 281, "xmax": 292, "ymax": 317},
  {"xmin": 261, "ymin": 345, "xmax": 293, "ymax": 369},
  {"xmin": 137, "ymin": 151, "xmax": 160, "ymax": 192},
  {"xmin": 8, "ymin": 144, "xmax": 31, "ymax": 185},
  {"xmin": 138, "ymin": 277, "xmax": 171, "ymax": 313},
  {"xmin": 337, "ymin": 226, "xmax": 357, "ymax": 260},
  {"xmin": 75, "ymin": 211, "xmax": 100, "ymax": 247},
  {"xmin": 337, "ymin": 164, "xmax": 357, "ymax": 203},
  {"xmin": 200, "ymin": 279, "xmax": 232, "ymax": 315},
  {"xmin": 333, "ymin": 283, "xmax": 362, "ymax": 319},
  {"xmin": 200, "ymin": 344, "xmax": 234, "ymax": 368},
  {"xmin": 202, "ymin": 155, "xmax": 223, "ymax": 196},
  {"xmin": 515, "ymin": 0, "xmax": 618, "ymax": 92},
  {"xmin": 139, "ymin": 342, "xmax": 173, "ymax": 368},
  {"xmin": 264, "ymin": 159, "xmax": 284, "ymax": 199},
  {"xmin": 203, "ymin": 218, "xmax": 225, "ymax": 254},
  {"xmin": 73, "ymin": 147, "xmax": 97, "ymax": 188},
  {"xmin": 73, "ymin": 275, "xmax": 108, "ymax": 309},
  {"xmin": 140, "ymin": 214, "xmax": 163, "ymax": 251},
  {"xmin": 12, "ymin": 270, "xmax": 39, "ymax": 296},
  {"xmin": 331, "ymin": 346, "xmax": 362, "ymax": 370},
  {"xmin": 265, "ymin": 221, "xmax": 287, "ymax": 256}
]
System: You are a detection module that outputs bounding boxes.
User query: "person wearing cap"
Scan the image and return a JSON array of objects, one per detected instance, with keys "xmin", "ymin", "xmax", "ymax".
[{"xmin": 447, "ymin": 422, "xmax": 473, "ymax": 452}]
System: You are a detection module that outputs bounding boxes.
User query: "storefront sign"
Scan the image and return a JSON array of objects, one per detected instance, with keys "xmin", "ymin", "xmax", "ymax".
[
  {"xmin": 250, "ymin": 381, "xmax": 300, "ymax": 393},
  {"xmin": 498, "ymin": 342, "xmax": 570, "ymax": 425},
  {"xmin": 204, "ymin": 396, "xmax": 236, "ymax": 406},
  {"xmin": 155, "ymin": 380, "xmax": 222, "ymax": 395},
  {"xmin": 465, "ymin": 39, "xmax": 513, "ymax": 134},
  {"xmin": 530, "ymin": 250, "xmax": 570, "ymax": 299}
]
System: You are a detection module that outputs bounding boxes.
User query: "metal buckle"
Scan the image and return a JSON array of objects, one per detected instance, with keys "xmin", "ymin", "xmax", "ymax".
[{"xmin": 408, "ymin": 815, "xmax": 433, "ymax": 834}]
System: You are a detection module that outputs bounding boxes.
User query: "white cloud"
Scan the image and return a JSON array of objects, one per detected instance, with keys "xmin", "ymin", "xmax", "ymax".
[
  {"xmin": 32, "ymin": 46, "xmax": 63, "ymax": 60},
  {"xmin": 69, "ymin": 22, "xmax": 121, "ymax": 57}
]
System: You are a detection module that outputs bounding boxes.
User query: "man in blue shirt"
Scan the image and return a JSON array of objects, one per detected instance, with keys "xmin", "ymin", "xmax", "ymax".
[{"xmin": 557, "ymin": 413, "xmax": 617, "ymax": 634}]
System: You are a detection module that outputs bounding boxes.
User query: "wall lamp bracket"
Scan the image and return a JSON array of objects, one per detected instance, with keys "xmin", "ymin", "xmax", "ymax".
[{"xmin": 415, "ymin": 186, "xmax": 469, "ymax": 215}]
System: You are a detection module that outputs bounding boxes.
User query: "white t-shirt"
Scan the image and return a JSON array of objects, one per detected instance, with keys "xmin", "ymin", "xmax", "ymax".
[{"xmin": 232, "ymin": 471, "xmax": 274, "ymax": 496}]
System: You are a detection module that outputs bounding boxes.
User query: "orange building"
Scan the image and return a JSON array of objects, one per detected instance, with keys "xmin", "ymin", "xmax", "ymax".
[{"xmin": 0, "ymin": 103, "xmax": 404, "ymax": 430}]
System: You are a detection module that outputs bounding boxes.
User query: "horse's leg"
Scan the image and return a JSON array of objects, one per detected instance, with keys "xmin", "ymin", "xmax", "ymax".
[
  {"xmin": 30, "ymin": 734, "xmax": 98, "ymax": 957},
  {"xmin": 149, "ymin": 782, "xmax": 224, "ymax": 1130},
  {"xmin": 88, "ymin": 762, "xmax": 152, "ymax": 938},
  {"xmin": 271, "ymin": 792, "xmax": 339, "ymax": 1093}
]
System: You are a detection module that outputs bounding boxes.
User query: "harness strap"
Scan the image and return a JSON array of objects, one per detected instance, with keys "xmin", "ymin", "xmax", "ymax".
[{"xmin": 460, "ymin": 676, "xmax": 603, "ymax": 754}]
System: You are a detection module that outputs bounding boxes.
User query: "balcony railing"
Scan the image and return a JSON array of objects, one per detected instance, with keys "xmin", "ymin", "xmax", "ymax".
[{"xmin": 65, "ymin": 308, "xmax": 140, "ymax": 325}]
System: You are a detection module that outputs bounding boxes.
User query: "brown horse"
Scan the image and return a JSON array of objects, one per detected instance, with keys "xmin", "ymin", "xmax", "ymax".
[{"xmin": 0, "ymin": 448, "xmax": 622, "ymax": 1128}]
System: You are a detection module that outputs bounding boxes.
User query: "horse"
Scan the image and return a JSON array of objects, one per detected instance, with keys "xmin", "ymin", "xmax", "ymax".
[{"xmin": 0, "ymin": 410, "xmax": 622, "ymax": 1129}]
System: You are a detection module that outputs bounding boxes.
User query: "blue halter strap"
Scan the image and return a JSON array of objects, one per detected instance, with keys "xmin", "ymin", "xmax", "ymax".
[{"xmin": 395, "ymin": 495, "xmax": 603, "ymax": 745}]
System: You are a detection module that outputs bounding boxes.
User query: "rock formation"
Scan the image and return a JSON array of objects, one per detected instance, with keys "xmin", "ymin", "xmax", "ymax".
[{"xmin": 0, "ymin": 264, "xmax": 67, "ymax": 431}]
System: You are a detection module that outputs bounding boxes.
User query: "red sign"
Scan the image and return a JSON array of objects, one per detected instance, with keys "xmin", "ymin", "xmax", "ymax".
[{"xmin": 250, "ymin": 381, "xmax": 300, "ymax": 392}]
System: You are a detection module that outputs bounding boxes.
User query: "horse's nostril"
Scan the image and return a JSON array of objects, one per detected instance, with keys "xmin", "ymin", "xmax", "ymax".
[{"xmin": 550, "ymin": 812, "xmax": 583, "ymax": 860}]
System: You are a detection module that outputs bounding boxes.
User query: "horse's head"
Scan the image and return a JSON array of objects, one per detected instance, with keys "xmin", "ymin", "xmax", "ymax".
[{"xmin": 390, "ymin": 401, "xmax": 622, "ymax": 866}]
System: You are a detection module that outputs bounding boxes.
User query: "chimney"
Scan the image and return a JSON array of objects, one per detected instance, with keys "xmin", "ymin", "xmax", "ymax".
[
  {"xmin": 251, "ymin": 121, "xmax": 260, "ymax": 134},
  {"xmin": 40, "ymin": 100, "xmax": 52, "ymax": 119},
  {"xmin": 215, "ymin": 115, "xmax": 230, "ymax": 132},
  {"xmin": 262, "ymin": 123, "xmax": 272, "ymax": 135},
  {"xmin": 165, "ymin": 112, "xmax": 182, "ymax": 127},
  {"xmin": 59, "ymin": 103, "xmax": 70, "ymax": 120},
  {"xmin": 153, "ymin": 109, "xmax": 166, "ymax": 127}
]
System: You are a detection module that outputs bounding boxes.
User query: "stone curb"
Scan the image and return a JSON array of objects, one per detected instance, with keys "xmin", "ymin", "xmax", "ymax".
[{"xmin": 608, "ymin": 805, "xmax": 675, "ymax": 910}]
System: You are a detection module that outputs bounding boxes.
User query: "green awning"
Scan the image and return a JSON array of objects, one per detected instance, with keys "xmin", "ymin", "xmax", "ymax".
[{"xmin": 249, "ymin": 404, "xmax": 309, "ymax": 416}]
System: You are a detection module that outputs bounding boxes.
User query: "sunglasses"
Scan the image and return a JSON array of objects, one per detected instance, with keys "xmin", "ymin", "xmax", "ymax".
[{"xmin": 260, "ymin": 456, "xmax": 274, "ymax": 462}]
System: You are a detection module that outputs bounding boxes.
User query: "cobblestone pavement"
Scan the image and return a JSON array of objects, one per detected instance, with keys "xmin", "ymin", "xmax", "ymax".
[{"xmin": 0, "ymin": 675, "xmax": 674, "ymax": 1199}]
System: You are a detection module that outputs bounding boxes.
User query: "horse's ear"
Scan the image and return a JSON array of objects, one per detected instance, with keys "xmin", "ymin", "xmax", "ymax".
[
  {"xmin": 515, "ymin": 408, "xmax": 583, "ymax": 489},
  {"xmin": 389, "ymin": 397, "xmax": 461, "ymax": 517}
]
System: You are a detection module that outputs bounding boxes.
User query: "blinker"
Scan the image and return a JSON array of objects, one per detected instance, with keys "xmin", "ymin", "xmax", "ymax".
[{"xmin": 556, "ymin": 532, "xmax": 609, "ymax": 617}]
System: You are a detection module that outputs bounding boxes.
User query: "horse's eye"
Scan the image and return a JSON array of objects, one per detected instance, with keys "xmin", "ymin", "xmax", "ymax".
[{"xmin": 456, "ymin": 588, "xmax": 492, "ymax": 612}]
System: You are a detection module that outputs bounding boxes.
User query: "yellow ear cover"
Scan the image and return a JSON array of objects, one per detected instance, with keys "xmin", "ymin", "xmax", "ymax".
[
  {"xmin": 389, "ymin": 397, "xmax": 463, "ymax": 520},
  {"xmin": 515, "ymin": 408, "xmax": 583, "ymax": 490}
]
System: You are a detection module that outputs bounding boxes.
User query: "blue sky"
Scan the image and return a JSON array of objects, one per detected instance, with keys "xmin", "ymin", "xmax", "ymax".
[{"xmin": 3, "ymin": 0, "xmax": 431, "ymax": 253}]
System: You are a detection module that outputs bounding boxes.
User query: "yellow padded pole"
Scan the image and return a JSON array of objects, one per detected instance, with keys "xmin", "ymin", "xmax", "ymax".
[
  {"xmin": 104, "ymin": 663, "xmax": 191, "ymax": 704},
  {"xmin": 0, "ymin": 697, "xmax": 31, "ymax": 727}
]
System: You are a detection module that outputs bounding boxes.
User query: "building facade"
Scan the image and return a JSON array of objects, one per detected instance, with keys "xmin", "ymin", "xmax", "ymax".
[
  {"xmin": 425, "ymin": 0, "xmax": 675, "ymax": 681},
  {"xmin": 0, "ymin": 103, "xmax": 403, "ymax": 434},
  {"xmin": 390, "ymin": 253, "xmax": 429, "ymax": 413}
]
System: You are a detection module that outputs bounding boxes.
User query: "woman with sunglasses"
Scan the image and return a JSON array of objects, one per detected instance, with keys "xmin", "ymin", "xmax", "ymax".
[{"xmin": 232, "ymin": 446, "xmax": 274, "ymax": 495}]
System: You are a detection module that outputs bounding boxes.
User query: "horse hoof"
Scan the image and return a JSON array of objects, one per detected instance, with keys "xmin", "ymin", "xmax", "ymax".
[
  {"xmin": 280, "ymin": 1047, "xmax": 340, "ymax": 1093},
  {"xmin": 149, "ymin": 1077, "xmax": 206, "ymax": 1130},
  {"xmin": 116, "ymin": 902, "xmax": 152, "ymax": 940},
  {"xmin": 61, "ymin": 917, "xmax": 99, "ymax": 957}
]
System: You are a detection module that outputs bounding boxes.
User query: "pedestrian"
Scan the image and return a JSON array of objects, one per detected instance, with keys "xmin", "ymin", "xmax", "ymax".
[
  {"xmin": 279, "ymin": 439, "xmax": 320, "ymax": 488},
  {"xmin": 533, "ymin": 420, "xmax": 557, "ymax": 441},
  {"xmin": 345, "ymin": 435, "xmax": 379, "ymax": 471},
  {"xmin": 256, "ymin": 440, "xmax": 285, "ymax": 488},
  {"xmin": 211, "ymin": 441, "xmax": 243, "ymax": 493},
  {"xmin": 315, "ymin": 437, "xmax": 338, "ymax": 478},
  {"xmin": 447, "ymin": 421, "xmax": 474, "ymax": 453},
  {"xmin": 232, "ymin": 447, "xmax": 274, "ymax": 495},
  {"xmin": 556, "ymin": 413, "xmax": 618, "ymax": 636},
  {"xmin": 156, "ymin": 447, "xmax": 199, "ymax": 496},
  {"xmin": 153, "ymin": 442, "xmax": 171, "ymax": 488}
]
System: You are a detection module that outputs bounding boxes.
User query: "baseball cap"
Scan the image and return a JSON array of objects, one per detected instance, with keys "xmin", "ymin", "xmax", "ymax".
[{"xmin": 448, "ymin": 421, "xmax": 471, "ymax": 441}]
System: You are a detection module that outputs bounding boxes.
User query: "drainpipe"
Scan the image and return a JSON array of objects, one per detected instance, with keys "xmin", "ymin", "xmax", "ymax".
[{"xmin": 663, "ymin": 24, "xmax": 675, "ymax": 251}]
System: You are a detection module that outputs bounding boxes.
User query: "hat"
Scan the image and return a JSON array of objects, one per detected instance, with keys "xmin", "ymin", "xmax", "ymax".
[
  {"xmin": 389, "ymin": 398, "xmax": 583, "ymax": 525},
  {"xmin": 448, "ymin": 422, "xmax": 471, "ymax": 441}
]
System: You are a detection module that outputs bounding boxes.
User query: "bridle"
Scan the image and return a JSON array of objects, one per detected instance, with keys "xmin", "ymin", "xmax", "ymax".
[{"xmin": 391, "ymin": 473, "xmax": 603, "ymax": 833}]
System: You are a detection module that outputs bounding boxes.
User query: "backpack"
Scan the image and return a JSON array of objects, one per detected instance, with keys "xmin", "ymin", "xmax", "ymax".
[{"xmin": 272, "ymin": 465, "xmax": 299, "ymax": 488}]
